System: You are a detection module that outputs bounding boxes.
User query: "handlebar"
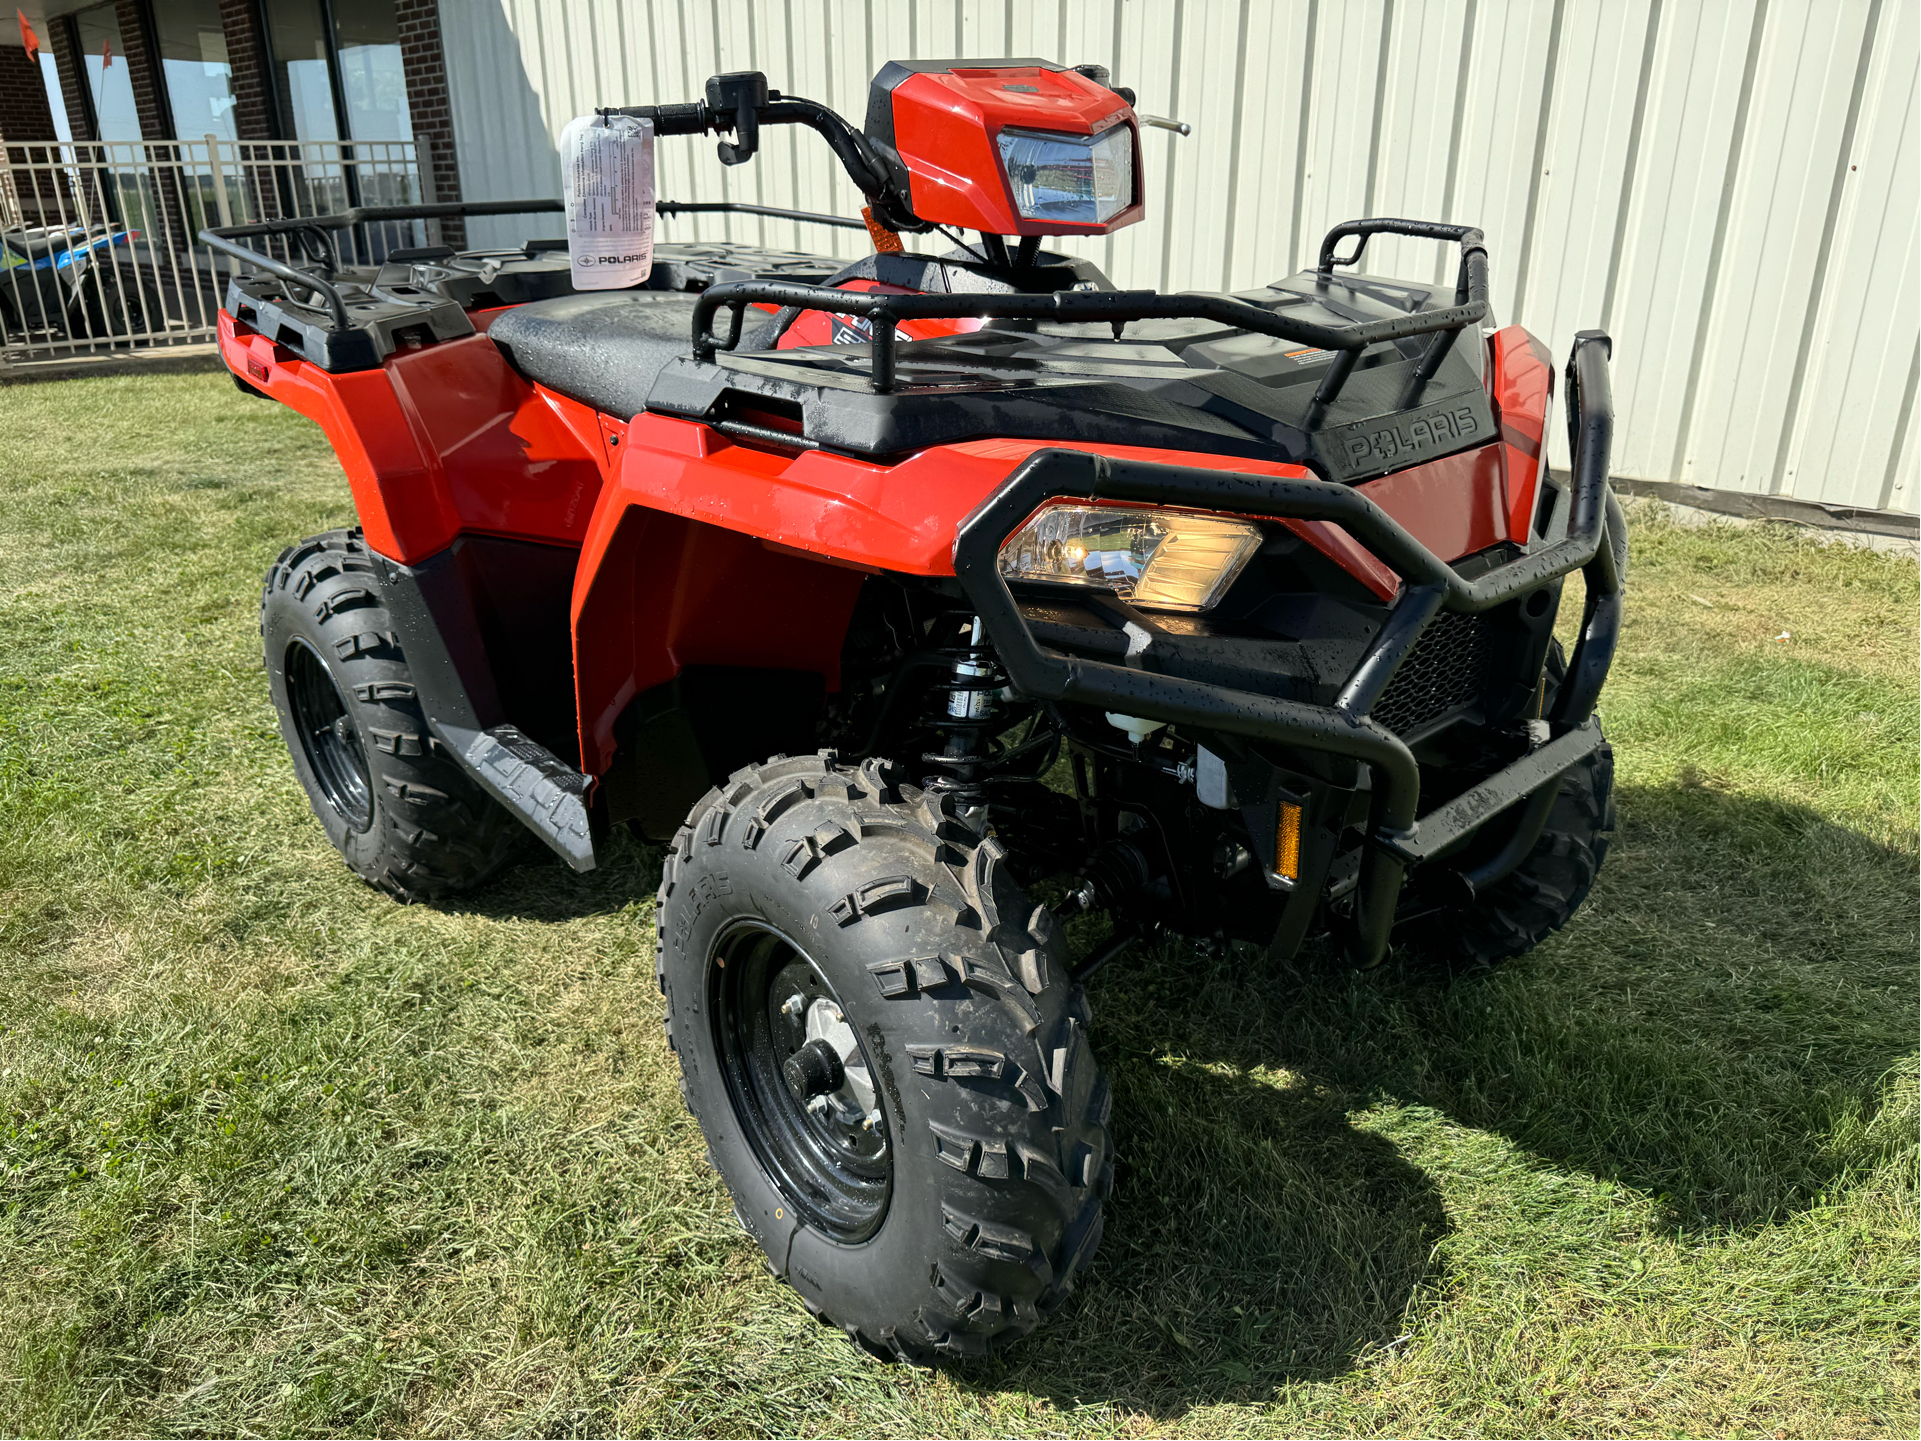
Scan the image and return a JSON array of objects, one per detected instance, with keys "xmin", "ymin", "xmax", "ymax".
[{"xmin": 601, "ymin": 71, "xmax": 904, "ymax": 223}]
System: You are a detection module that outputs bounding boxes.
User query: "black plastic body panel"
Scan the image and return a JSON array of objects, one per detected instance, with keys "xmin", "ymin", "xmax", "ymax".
[
  {"xmin": 376, "ymin": 534, "xmax": 579, "ymax": 760},
  {"xmin": 374, "ymin": 535, "xmax": 597, "ymax": 868},
  {"xmin": 601, "ymin": 667, "xmax": 827, "ymax": 839}
]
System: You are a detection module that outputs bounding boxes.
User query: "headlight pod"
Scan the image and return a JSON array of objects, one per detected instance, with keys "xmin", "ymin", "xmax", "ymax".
[
  {"xmin": 996, "ymin": 124, "xmax": 1135, "ymax": 226},
  {"xmin": 997, "ymin": 504, "xmax": 1262, "ymax": 612}
]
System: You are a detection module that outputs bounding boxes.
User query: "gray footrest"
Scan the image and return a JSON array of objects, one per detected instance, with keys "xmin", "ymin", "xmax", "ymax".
[{"xmin": 444, "ymin": 723, "xmax": 596, "ymax": 871}]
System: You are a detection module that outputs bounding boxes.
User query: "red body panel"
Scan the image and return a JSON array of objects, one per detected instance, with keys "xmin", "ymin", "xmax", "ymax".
[
  {"xmin": 218, "ymin": 313, "xmax": 606, "ymax": 562},
  {"xmin": 1486, "ymin": 325, "xmax": 1555, "ymax": 542},
  {"xmin": 218, "ymin": 306, "xmax": 1557, "ymax": 782},
  {"xmin": 596, "ymin": 422, "xmax": 1330, "ymax": 577},
  {"xmin": 887, "ymin": 67, "xmax": 1143, "ymax": 237},
  {"xmin": 571, "ymin": 503, "xmax": 867, "ymax": 777}
]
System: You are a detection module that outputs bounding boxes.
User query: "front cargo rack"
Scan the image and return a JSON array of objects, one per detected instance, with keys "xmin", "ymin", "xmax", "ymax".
[{"xmin": 692, "ymin": 217, "xmax": 1491, "ymax": 405}]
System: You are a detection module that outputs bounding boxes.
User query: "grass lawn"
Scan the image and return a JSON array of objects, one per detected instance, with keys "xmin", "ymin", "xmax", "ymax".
[{"xmin": 0, "ymin": 373, "xmax": 1914, "ymax": 1438}]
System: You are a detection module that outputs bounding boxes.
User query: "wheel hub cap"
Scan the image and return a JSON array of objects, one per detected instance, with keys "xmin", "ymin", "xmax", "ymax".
[
  {"xmin": 801, "ymin": 997, "xmax": 874, "ymax": 1124},
  {"xmin": 710, "ymin": 923, "xmax": 891, "ymax": 1242}
]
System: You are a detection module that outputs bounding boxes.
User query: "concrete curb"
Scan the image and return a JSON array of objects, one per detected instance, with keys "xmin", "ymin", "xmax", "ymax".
[
  {"xmin": 0, "ymin": 343, "xmax": 227, "ymax": 385},
  {"xmin": 1613, "ymin": 476, "xmax": 1917, "ymax": 541}
]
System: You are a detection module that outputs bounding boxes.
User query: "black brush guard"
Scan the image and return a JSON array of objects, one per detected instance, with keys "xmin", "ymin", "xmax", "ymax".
[{"xmin": 950, "ymin": 331, "xmax": 1622, "ymax": 967}]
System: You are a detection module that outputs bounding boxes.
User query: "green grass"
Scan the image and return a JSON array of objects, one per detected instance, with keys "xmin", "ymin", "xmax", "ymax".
[{"xmin": 0, "ymin": 373, "xmax": 1914, "ymax": 1438}]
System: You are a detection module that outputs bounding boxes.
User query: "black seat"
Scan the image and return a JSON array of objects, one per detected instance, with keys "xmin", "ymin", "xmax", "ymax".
[
  {"xmin": 4, "ymin": 226, "xmax": 90, "ymax": 261},
  {"xmin": 488, "ymin": 290, "xmax": 703, "ymax": 419}
]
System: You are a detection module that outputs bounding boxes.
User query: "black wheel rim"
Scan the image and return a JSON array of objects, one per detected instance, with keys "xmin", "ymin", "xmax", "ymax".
[
  {"xmin": 286, "ymin": 639, "xmax": 373, "ymax": 832},
  {"xmin": 711, "ymin": 921, "xmax": 892, "ymax": 1242}
]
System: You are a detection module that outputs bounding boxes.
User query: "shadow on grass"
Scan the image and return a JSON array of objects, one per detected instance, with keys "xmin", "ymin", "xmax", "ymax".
[
  {"xmin": 946, "ymin": 779, "xmax": 1916, "ymax": 1417},
  {"xmin": 383, "ymin": 771, "xmax": 1910, "ymax": 1421},
  {"xmin": 961, "ymin": 1039, "xmax": 1451, "ymax": 1415},
  {"xmin": 432, "ymin": 826, "xmax": 666, "ymax": 925}
]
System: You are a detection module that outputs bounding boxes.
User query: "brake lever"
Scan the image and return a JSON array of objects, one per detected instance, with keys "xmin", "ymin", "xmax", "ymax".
[{"xmin": 708, "ymin": 71, "xmax": 769, "ymax": 166}]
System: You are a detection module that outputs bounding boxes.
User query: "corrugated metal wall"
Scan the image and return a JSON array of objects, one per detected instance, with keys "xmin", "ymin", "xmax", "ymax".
[{"xmin": 439, "ymin": 0, "xmax": 1920, "ymax": 513}]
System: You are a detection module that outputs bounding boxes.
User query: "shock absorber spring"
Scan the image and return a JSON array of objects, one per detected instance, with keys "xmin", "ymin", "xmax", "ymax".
[{"xmin": 921, "ymin": 615, "xmax": 1008, "ymax": 814}]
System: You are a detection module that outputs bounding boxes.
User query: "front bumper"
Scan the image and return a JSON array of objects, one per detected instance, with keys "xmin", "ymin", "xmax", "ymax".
[{"xmin": 953, "ymin": 330, "xmax": 1623, "ymax": 966}]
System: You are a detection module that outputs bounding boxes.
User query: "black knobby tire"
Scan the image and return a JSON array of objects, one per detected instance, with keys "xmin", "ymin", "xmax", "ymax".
[
  {"xmin": 655, "ymin": 753, "xmax": 1112, "ymax": 1362},
  {"xmin": 1419, "ymin": 732, "xmax": 1616, "ymax": 972},
  {"xmin": 77, "ymin": 265, "xmax": 166, "ymax": 341},
  {"xmin": 261, "ymin": 529, "xmax": 522, "ymax": 901}
]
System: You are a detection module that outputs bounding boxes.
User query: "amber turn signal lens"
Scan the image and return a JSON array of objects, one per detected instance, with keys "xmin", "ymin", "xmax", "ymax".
[{"xmin": 1275, "ymin": 801, "xmax": 1302, "ymax": 881}]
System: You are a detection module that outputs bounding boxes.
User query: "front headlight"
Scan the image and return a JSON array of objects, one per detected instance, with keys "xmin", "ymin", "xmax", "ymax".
[
  {"xmin": 996, "ymin": 124, "xmax": 1135, "ymax": 225},
  {"xmin": 997, "ymin": 504, "xmax": 1262, "ymax": 612}
]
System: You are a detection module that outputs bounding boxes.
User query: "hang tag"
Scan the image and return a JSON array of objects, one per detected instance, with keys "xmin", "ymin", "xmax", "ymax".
[{"xmin": 561, "ymin": 113, "xmax": 655, "ymax": 290}]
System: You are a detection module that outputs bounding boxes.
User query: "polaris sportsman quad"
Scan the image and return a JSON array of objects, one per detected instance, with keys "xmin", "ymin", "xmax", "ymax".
[{"xmin": 205, "ymin": 58, "xmax": 1625, "ymax": 1363}]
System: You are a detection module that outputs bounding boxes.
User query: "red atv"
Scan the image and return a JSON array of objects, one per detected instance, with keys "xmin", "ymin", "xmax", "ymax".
[{"xmin": 206, "ymin": 59, "xmax": 1624, "ymax": 1362}]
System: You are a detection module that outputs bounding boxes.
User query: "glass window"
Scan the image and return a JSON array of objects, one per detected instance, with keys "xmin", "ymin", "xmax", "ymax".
[
  {"xmin": 152, "ymin": 0, "xmax": 238, "ymax": 142},
  {"xmin": 330, "ymin": 0, "xmax": 412, "ymax": 142},
  {"xmin": 38, "ymin": 54, "xmax": 74, "ymax": 145},
  {"xmin": 71, "ymin": 4, "xmax": 140, "ymax": 142},
  {"xmin": 262, "ymin": 0, "xmax": 414, "ymax": 143},
  {"xmin": 267, "ymin": 0, "xmax": 338, "ymax": 142}
]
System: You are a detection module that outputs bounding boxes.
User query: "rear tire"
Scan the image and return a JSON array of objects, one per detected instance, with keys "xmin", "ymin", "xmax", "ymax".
[
  {"xmin": 261, "ymin": 529, "xmax": 523, "ymax": 901},
  {"xmin": 656, "ymin": 754, "xmax": 1112, "ymax": 1362}
]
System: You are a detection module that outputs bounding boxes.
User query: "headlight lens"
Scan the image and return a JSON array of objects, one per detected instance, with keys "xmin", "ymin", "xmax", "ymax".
[
  {"xmin": 996, "ymin": 124, "xmax": 1135, "ymax": 225},
  {"xmin": 997, "ymin": 504, "xmax": 1262, "ymax": 612}
]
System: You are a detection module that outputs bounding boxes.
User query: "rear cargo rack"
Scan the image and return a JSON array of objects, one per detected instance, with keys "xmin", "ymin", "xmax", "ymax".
[
  {"xmin": 201, "ymin": 199, "xmax": 565, "ymax": 331},
  {"xmin": 200, "ymin": 196, "xmax": 861, "ymax": 333},
  {"xmin": 693, "ymin": 218, "xmax": 1489, "ymax": 406}
]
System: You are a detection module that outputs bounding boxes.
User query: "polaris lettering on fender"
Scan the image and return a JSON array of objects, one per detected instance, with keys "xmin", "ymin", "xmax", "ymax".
[
  {"xmin": 1317, "ymin": 393, "xmax": 1495, "ymax": 481},
  {"xmin": 1347, "ymin": 406, "xmax": 1479, "ymax": 464}
]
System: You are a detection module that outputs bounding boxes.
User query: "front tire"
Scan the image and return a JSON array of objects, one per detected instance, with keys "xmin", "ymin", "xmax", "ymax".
[
  {"xmin": 76, "ymin": 263, "xmax": 167, "ymax": 341},
  {"xmin": 261, "ymin": 529, "xmax": 523, "ymax": 900},
  {"xmin": 656, "ymin": 754, "xmax": 1112, "ymax": 1362},
  {"xmin": 1416, "ymin": 733, "xmax": 1615, "ymax": 972}
]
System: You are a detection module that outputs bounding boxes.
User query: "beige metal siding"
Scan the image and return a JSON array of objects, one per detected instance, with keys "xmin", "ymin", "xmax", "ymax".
[{"xmin": 440, "ymin": 0, "xmax": 1920, "ymax": 513}]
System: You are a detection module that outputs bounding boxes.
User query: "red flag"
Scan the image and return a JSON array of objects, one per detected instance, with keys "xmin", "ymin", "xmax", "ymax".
[
  {"xmin": 101, "ymin": 37, "xmax": 110, "ymax": 68},
  {"xmin": 17, "ymin": 9, "xmax": 36, "ymax": 61}
]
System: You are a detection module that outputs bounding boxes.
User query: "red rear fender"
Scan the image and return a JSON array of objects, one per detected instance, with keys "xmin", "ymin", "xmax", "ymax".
[{"xmin": 216, "ymin": 312, "xmax": 606, "ymax": 562}]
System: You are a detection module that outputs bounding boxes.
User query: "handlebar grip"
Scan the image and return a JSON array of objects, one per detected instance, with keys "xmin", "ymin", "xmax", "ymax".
[
  {"xmin": 651, "ymin": 102, "xmax": 711, "ymax": 135},
  {"xmin": 601, "ymin": 101, "xmax": 710, "ymax": 136}
]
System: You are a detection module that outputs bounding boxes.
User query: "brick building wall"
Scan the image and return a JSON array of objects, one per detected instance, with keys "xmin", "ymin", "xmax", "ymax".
[
  {"xmin": 396, "ymin": 0, "xmax": 463, "ymax": 248},
  {"xmin": 113, "ymin": 0, "xmax": 168, "ymax": 141},
  {"xmin": 48, "ymin": 21, "xmax": 92, "ymax": 144},
  {"xmin": 0, "ymin": 39, "xmax": 68, "ymax": 228},
  {"xmin": 0, "ymin": 38, "xmax": 57, "ymax": 140},
  {"xmin": 217, "ymin": 0, "xmax": 273, "ymax": 140},
  {"xmin": 113, "ymin": 0, "xmax": 190, "ymax": 248}
]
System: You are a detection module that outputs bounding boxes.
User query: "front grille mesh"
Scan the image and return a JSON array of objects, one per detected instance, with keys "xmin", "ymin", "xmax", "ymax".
[{"xmin": 1372, "ymin": 608, "xmax": 1494, "ymax": 735}]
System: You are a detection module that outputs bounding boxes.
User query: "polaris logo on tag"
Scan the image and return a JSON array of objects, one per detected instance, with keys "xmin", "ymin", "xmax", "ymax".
[
  {"xmin": 594, "ymin": 253, "xmax": 648, "ymax": 265},
  {"xmin": 1345, "ymin": 406, "xmax": 1480, "ymax": 466}
]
